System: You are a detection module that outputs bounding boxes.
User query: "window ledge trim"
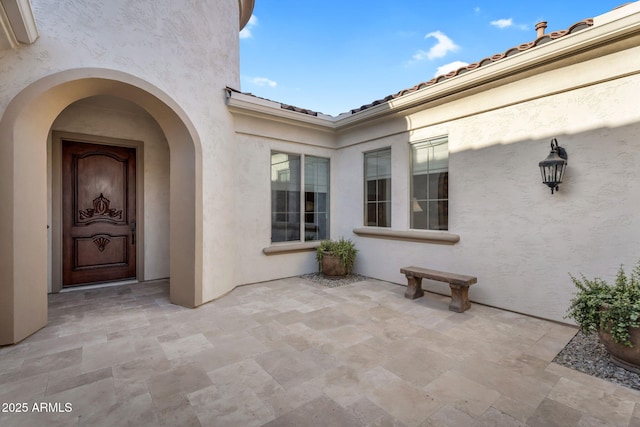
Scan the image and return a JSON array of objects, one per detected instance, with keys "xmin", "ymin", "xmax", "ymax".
[
  {"xmin": 353, "ymin": 227, "xmax": 460, "ymax": 245},
  {"xmin": 263, "ymin": 241, "xmax": 321, "ymax": 255}
]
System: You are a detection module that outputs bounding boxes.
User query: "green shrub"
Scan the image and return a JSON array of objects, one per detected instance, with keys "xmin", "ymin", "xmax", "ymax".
[
  {"xmin": 567, "ymin": 261, "xmax": 640, "ymax": 347},
  {"xmin": 315, "ymin": 237, "xmax": 357, "ymax": 274}
]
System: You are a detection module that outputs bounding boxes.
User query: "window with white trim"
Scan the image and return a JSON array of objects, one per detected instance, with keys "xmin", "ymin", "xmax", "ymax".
[
  {"xmin": 271, "ymin": 152, "xmax": 329, "ymax": 242},
  {"xmin": 364, "ymin": 148, "xmax": 391, "ymax": 227},
  {"xmin": 410, "ymin": 137, "xmax": 448, "ymax": 230}
]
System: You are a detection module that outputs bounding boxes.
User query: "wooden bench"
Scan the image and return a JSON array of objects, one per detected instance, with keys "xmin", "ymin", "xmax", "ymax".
[{"xmin": 400, "ymin": 266, "xmax": 477, "ymax": 313}]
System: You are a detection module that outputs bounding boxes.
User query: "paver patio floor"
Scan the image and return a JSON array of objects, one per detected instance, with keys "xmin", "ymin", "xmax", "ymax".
[{"xmin": 1, "ymin": 277, "xmax": 639, "ymax": 426}]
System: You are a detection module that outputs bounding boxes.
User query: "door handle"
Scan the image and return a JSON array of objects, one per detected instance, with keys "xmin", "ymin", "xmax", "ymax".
[{"xmin": 130, "ymin": 220, "xmax": 136, "ymax": 245}]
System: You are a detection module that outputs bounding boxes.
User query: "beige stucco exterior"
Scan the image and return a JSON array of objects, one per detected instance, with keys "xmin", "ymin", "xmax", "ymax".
[
  {"xmin": 229, "ymin": 3, "xmax": 640, "ymax": 323},
  {"xmin": 0, "ymin": 0, "xmax": 251, "ymax": 345},
  {"xmin": 1, "ymin": 0, "xmax": 639, "ymax": 345}
]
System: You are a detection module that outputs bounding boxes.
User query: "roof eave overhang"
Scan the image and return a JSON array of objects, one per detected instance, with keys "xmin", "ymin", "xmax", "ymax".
[
  {"xmin": 226, "ymin": 90, "xmax": 338, "ymax": 132},
  {"xmin": 0, "ymin": 0, "xmax": 38, "ymax": 50}
]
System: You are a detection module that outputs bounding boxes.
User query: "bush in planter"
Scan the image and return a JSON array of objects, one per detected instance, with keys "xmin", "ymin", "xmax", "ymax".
[
  {"xmin": 315, "ymin": 237, "xmax": 357, "ymax": 276},
  {"xmin": 566, "ymin": 261, "xmax": 640, "ymax": 347}
]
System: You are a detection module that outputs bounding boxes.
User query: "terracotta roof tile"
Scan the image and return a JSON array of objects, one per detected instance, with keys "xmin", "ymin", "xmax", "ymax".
[
  {"xmin": 349, "ymin": 18, "xmax": 594, "ymax": 114},
  {"xmin": 230, "ymin": 18, "xmax": 594, "ymax": 118}
]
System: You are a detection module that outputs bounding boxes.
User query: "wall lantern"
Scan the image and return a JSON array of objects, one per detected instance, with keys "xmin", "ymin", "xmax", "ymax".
[{"xmin": 539, "ymin": 138, "xmax": 568, "ymax": 194}]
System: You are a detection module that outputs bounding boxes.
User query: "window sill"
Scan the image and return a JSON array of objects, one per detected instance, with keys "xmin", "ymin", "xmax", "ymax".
[
  {"xmin": 263, "ymin": 241, "xmax": 321, "ymax": 255},
  {"xmin": 352, "ymin": 227, "xmax": 460, "ymax": 245}
]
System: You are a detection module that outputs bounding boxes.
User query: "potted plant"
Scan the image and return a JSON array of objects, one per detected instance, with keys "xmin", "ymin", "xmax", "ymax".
[
  {"xmin": 566, "ymin": 261, "xmax": 640, "ymax": 373},
  {"xmin": 316, "ymin": 237, "xmax": 358, "ymax": 279}
]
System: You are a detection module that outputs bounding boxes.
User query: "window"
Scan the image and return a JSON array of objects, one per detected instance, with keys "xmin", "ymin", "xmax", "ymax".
[
  {"xmin": 410, "ymin": 137, "xmax": 448, "ymax": 230},
  {"xmin": 364, "ymin": 148, "xmax": 391, "ymax": 227},
  {"xmin": 271, "ymin": 152, "xmax": 329, "ymax": 242}
]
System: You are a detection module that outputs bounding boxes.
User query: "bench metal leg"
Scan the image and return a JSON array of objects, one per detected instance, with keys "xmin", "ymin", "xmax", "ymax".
[
  {"xmin": 404, "ymin": 276, "xmax": 424, "ymax": 299},
  {"xmin": 448, "ymin": 283, "xmax": 471, "ymax": 312}
]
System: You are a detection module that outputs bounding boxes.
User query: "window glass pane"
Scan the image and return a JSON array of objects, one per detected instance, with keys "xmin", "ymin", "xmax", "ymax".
[
  {"xmin": 427, "ymin": 200, "xmax": 448, "ymax": 230},
  {"xmin": 271, "ymin": 153, "xmax": 301, "ymax": 242},
  {"xmin": 366, "ymin": 180, "xmax": 377, "ymax": 202},
  {"xmin": 304, "ymin": 156, "xmax": 329, "ymax": 241},
  {"xmin": 410, "ymin": 139, "xmax": 448, "ymax": 230},
  {"xmin": 378, "ymin": 201, "xmax": 391, "ymax": 228},
  {"xmin": 366, "ymin": 203, "xmax": 377, "ymax": 226},
  {"xmin": 412, "ymin": 174, "xmax": 428, "ymax": 200},
  {"xmin": 364, "ymin": 148, "xmax": 391, "ymax": 227},
  {"xmin": 377, "ymin": 178, "xmax": 390, "ymax": 201}
]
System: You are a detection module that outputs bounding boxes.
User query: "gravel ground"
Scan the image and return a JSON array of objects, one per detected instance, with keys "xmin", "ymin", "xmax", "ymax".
[
  {"xmin": 301, "ymin": 274, "xmax": 640, "ymax": 391},
  {"xmin": 553, "ymin": 331, "xmax": 640, "ymax": 391},
  {"xmin": 301, "ymin": 272, "xmax": 369, "ymax": 288}
]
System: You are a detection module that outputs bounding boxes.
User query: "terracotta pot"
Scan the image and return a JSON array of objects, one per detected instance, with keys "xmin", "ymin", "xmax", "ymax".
[
  {"xmin": 598, "ymin": 326, "xmax": 640, "ymax": 374},
  {"xmin": 321, "ymin": 254, "xmax": 347, "ymax": 279}
]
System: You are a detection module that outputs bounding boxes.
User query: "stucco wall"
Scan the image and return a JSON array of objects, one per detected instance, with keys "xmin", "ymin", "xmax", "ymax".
[
  {"xmin": 51, "ymin": 96, "xmax": 170, "ymax": 285},
  {"xmin": 0, "ymin": 0, "xmax": 243, "ymax": 343},
  {"xmin": 334, "ymin": 58, "xmax": 640, "ymax": 323},
  {"xmin": 235, "ymin": 114, "xmax": 336, "ymax": 284},
  {"xmin": 232, "ymin": 40, "xmax": 640, "ymax": 323}
]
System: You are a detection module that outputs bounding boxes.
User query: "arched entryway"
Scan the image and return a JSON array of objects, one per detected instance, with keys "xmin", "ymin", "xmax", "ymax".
[{"xmin": 0, "ymin": 68, "xmax": 204, "ymax": 345}]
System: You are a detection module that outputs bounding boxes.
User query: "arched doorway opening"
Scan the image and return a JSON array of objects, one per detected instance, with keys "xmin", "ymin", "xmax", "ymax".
[{"xmin": 0, "ymin": 68, "xmax": 203, "ymax": 344}]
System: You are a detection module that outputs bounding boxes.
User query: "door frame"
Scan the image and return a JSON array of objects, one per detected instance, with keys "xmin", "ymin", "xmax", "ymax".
[{"xmin": 51, "ymin": 131, "xmax": 145, "ymax": 292}]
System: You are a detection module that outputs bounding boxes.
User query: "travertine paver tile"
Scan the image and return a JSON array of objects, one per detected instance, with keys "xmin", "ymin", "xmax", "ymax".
[
  {"xmin": 424, "ymin": 404, "xmax": 476, "ymax": 427},
  {"xmin": 345, "ymin": 397, "xmax": 408, "ymax": 427},
  {"xmin": 473, "ymin": 407, "xmax": 528, "ymax": 427},
  {"xmin": 362, "ymin": 366, "xmax": 443, "ymax": 427},
  {"xmin": 423, "ymin": 370, "xmax": 500, "ymax": 416},
  {"xmin": 254, "ymin": 347, "xmax": 327, "ymax": 389},
  {"xmin": 78, "ymin": 392, "xmax": 158, "ymax": 427},
  {"xmin": 45, "ymin": 377, "xmax": 116, "ymax": 420},
  {"xmin": 146, "ymin": 364, "xmax": 212, "ymax": 408},
  {"xmin": 159, "ymin": 333, "xmax": 213, "ymax": 360},
  {"xmin": 321, "ymin": 324, "xmax": 373, "ymax": 348},
  {"xmin": 207, "ymin": 358, "xmax": 284, "ymax": 401},
  {"xmin": 189, "ymin": 385, "xmax": 275, "ymax": 427},
  {"xmin": 261, "ymin": 395, "xmax": 363, "ymax": 427},
  {"xmin": 46, "ymin": 366, "xmax": 113, "ymax": 396},
  {"xmin": 527, "ymin": 324, "xmax": 579, "ymax": 362},
  {"xmin": 384, "ymin": 347, "xmax": 455, "ymax": 388},
  {"xmin": 21, "ymin": 347, "xmax": 83, "ymax": 377},
  {"xmin": 496, "ymin": 353, "xmax": 561, "ymax": 388},
  {"xmin": 81, "ymin": 337, "xmax": 137, "ymax": 373},
  {"xmin": 526, "ymin": 397, "xmax": 583, "ymax": 427},
  {"xmin": 309, "ymin": 365, "xmax": 367, "ymax": 407},
  {"xmin": 452, "ymin": 357, "xmax": 553, "ymax": 409},
  {"xmin": 259, "ymin": 379, "xmax": 324, "ymax": 418},
  {"xmin": 547, "ymin": 377, "xmax": 637, "ymax": 427},
  {"xmin": 2, "ymin": 278, "xmax": 640, "ymax": 427},
  {"xmin": 490, "ymin": 395, "xmax": 538, "ymax": 423},
  {"xmin": 578, "ymin": 413, "xmax": 623, "ymax": 426},
  {"xmin": 154, "ymin": 394, "xmax": 201, "ymax": 427},
  {"xmin": 0, "ymin": 371, "xmax": 48, "ymax": 403}
]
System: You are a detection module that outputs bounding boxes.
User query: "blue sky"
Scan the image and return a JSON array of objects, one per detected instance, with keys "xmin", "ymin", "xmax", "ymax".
[{"xmin": 240, "ymin": 1, "xmax": 626, "ymax": 116}]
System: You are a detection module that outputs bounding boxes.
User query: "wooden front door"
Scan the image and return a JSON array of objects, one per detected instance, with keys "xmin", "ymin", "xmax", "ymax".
[{"xmin": 62, "ymin": 140, "xmax": 136, "ymax": 287}]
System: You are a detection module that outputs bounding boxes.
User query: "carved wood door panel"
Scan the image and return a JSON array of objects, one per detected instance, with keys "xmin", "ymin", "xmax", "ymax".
[{"xmin": 62, "ymin": 140, "xmax": 136, "ymax": 287}]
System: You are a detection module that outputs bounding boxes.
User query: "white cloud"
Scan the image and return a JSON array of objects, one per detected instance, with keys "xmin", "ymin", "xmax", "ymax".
[
  {"xmin": 434, "ymin": 61, "xmax": 469, "ymax": 77},
  {"xmin": 412, "ymin": 31, "xmax": 460, "ymax": 62},
  {"xmin": 491, "ymin": 18, "xmax": 513, "ymax": 29},
  {"xmin": 490, "ymin": 18, "xmax": 528, "ymax": 30},
  {"xmin": 249, "ymin": 77, "xmax": 277, "ymax": 88},
  {"xmin": 239, "ymin": 15, "xmax": 258, "ymax": 39}
]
